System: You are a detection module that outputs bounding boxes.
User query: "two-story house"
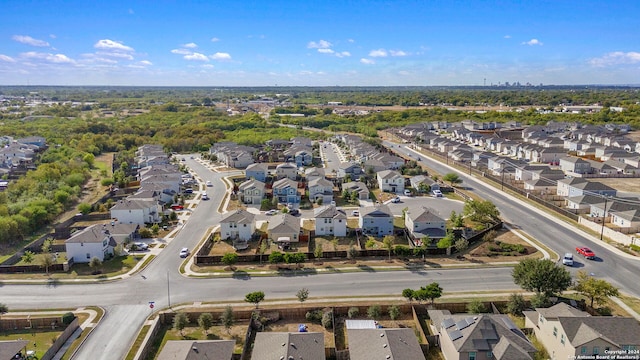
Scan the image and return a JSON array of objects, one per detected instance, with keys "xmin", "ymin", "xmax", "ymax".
[
  {"xmin": 272, "ymin": 178, "xmax": 300, "ymax": 204},
  {"xmin": 110, "ymin": 199, "xmax": 162, "ymax": 225},
  {"xmin": 405, "ymin": 207, "xmax": 446, "ymax": 245},
  {"xmin": 337, "ymin": 162, "xmax": 363, "ymax": 180},
  {"xmin": 238, "ymin": 179, "xmax": 266, "ymax": 205},
  {"xmin": 268, "ymin": 214, "xmax": 301, "ymax": 245},
  {"xmin": 377, "ymin": 170, "xmax": 405, "ymax": 193},
  {"xmin": 308, "ymin": 178, "xmax": 334, "ymax": 204},
  {"xmin": 275, "ymin": 162, "xmax": 298, "ymax": 180},
  {"xmin": 245, "ymin": 163, "xmax": 268, "ymax": 182},
  {"xmin": 314, "ymin": 204, "xmax": 347, "ymax": 237},
  {"xmin": 342, "ymin": 181, "xmax": 370, "ymax": 200},
  {"xmin": 219, "ymin": 210, "xmax": 256, "ymax": 241},
  {"xmin": 65, "ymin": 224, "xmax": 117, "ymax": 263},
  {"xmin": 559, "ymin": 157, "xmax": 592, "ymax": 174},
  {"xmin": 359, "ymin": 205, "xmax": 394, "ymax": 236}
]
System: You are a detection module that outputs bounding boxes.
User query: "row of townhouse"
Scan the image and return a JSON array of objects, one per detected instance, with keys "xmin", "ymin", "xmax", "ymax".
[
  {"xmin": 210, "ymin": 137, "xmax": 316, "ymax": 169},
  {"xmin": 0, "ymin": 136, "xmax": 47, "ymax": 177}
]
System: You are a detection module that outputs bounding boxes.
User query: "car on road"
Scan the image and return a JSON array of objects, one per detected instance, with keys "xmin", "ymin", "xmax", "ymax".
[
  {"xmin": 391, "ymin": 196, "xmax": 401, "ymax": 203},
  {"xmin": 202, "ymin": 193, "xmax": 209, "ymax": 200},
  {"xmin": 206, "ymin": 181, "xmax": 212, "ymax": 187},
  {"xmin": 562, "ymin": 253, "xmax": 574, "ymax": 266},
  {"xmin": 183, "ymin": 188, "xmax": 194, "ymax": 194},
  {"xmin": 351, "ymin": 210, "xmax": 360, "ymax": 216},
  {"xmin": 179, "ymin": 248, "xmax": 190, "ymax": 258},
  {"xmin": 432, "ymin": 189, "xmax": 443, "ymax": 197},
  {"xmin": 265, "ymin": 209, "xmax": 278, "ymax": 216},
  {"xmin": 133, "ymin": 242, "xmax": 149, "ymax": 251},
  {"xmin": 576, "ymin": 246, "xmax": 595, "ymax": 259}
]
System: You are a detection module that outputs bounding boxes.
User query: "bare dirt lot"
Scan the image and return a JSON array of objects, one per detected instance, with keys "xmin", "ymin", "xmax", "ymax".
[{"xmin": 591, "ymin": 177, "xmax": 640, "ymax": 194}]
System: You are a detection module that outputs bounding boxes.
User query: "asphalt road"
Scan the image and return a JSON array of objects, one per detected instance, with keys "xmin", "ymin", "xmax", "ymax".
[{"xmin": 3, "ymin": 148, "xmax": 639, "ymax": 360}]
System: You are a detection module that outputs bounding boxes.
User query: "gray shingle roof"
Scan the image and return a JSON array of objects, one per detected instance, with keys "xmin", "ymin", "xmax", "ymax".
[
  {"xmin": 347, "ymin": 328, "xmax": 425, "ymax": 360},
  {"xmin": 157, "ymin": 340, "xmax": 235, "ymax": 360},
  {"xmin": 251, "ymin": 332, "xmax": 325, "ymax": 360},
  {"xmin": 560, "ymin": 317, "xmax": 640, "ymax": 347},
  {"xmin": 220, "ymin": 210, "xmax": 255, "ymax": 225}
]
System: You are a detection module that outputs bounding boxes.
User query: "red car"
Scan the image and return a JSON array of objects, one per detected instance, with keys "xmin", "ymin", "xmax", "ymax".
[{"xmin": 576, "ymin": 246, "xmax": 595, "ymax": 260}]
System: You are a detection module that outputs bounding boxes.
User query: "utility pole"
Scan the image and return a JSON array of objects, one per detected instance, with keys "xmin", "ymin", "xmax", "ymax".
[
  {"xmin": 167, "ymin": 271, "xmax": 171, "ymax": 308},
  {"xmin": 600, "ymin": 197, "xmax": 608, "ymax": 240}
]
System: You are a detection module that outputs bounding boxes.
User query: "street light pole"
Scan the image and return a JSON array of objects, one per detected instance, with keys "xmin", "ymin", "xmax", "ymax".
[
  {"xmin": 600, "ymin": 196, "xmax": 608, "ymax": 241},
  {"xmin": 167, "ymin": 271, "xmax": 171, "ymax": 308},
  {"xmin": 501, "ymin": 168, "xmax": 505, "ymax": 191}
]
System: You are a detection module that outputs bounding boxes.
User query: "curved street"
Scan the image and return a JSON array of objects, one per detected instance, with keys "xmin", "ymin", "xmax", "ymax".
[{"xmin": 2, "ymin": 145, "xmax": 639, "ymax": 359}]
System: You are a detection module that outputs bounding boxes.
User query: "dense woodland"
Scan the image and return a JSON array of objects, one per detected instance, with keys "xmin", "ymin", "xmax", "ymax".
[{"xmin": 0, "ymin": 86, "xmax": 639, "ymax": 247}]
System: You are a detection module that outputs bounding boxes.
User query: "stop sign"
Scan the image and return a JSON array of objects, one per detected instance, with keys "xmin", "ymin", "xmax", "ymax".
[{"xmin": 149, "ymin": 303, "xmax": 155, "ymax": 309}]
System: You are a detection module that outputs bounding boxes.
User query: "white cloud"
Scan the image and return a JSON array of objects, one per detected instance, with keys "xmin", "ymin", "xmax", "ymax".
[
  {"xmin": 21, "ymin": 51, "xmax": 74, "ymax": 63},
  {"xmin": 522, "ymin": 38, "xmax": 543, "ymax": 46},
  {"xmin": 369, "ymin": 49, "xmax": 388, "ymax": 57},
  {"xmin": 94, "ymin": 39, "xmax": 134, "ymax": 51},
  {"xmin": 49, "ymin": 34, "xmax": 57, "ymax": 39},
  {"xmin": 589, "ymin": 51, "xmax": 640, "ymax": 67},
  {"xmin": 139, "ymin": 60, "xmax": 153, "ymax": 66},
  {"xmin": 336, "ymin": 51, "xmax": 351, "ymax": 58},
  {"xmin": 318, "ymin": 48, "xmax": 334, "ymax": 54},
  {"xmin": 307, "ymin": 40, "xmax": 332, "ymax": 49},
  {"xmin": 97, "ymin": 51, "xmax": 134, "ymax": 60},
  {"xmin": 202, "ymin": 64, "xmax": 215, "ymax": 68},
  {"xmin": 0, "ymin": 54, "xmax": 16, "ymax": 62},
  {"xmin": 211, "ymin": 37, "xmax": 220, "ymax": 42},
  {"xmin": 210, "ymin": 52, "xmax": 231, "ymax": 60},
  {"xmin": 183, "ymin": 43, "xmax": 198, "ymax": 48},
  {"xmin": 171, "ymin": 48, "xmax": 191, "ymax": 55},
  {"xmin": 390, "ymin": 50, "xmax": 408, "ymax": 57},
  {"xmin": 504, "ymin": 35, "xmax": 511, "ymax": 39},
  {"xmin": 360, "ymin": 58, "xmax": 375, "ymax": 64},
  {"xmin": 12, "ymin": 35, "xmax": 50, "ymax": 47},
  {"xmin": 184, "ymin": 52, "xmax": 209, "ymax": 61},
  {"xmin": 347, "ymin": 39, "xmax": 355, "ymax": 43}
]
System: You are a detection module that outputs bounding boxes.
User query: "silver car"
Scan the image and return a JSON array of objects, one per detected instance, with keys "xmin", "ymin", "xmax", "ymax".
[{"xmin": 562, "ymin": 253, "xmax": 574, "ymax": 266}]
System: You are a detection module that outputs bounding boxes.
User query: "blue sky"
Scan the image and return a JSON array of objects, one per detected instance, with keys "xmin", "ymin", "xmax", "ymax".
[{"xmin": 1, "ymin": 0, "xmax": 639, "ymax": 86}]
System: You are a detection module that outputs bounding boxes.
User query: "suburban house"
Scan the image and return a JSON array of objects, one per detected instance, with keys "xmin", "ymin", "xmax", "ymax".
[
  {"xmin": 405, "ymin": 207, "xmax": 446, "ymax": 244},
  {"xmin": 377, "ymin": 170, "xmax": 405, "ymax": 193},
  {"xmin": 559, "ymin": 157, "xmax": 592, "ymax": 174},
  {"xmin": 110, "ymin": 199, "xmax": 162, "ymax": 225},
  {"xmin": 304, "ymin": 167, "xmax": 325, "ymax": 182},
  {"xmin": 347, "ymin": 328, "xmax": 425, "ymax": 360},
  {"xmin": 275, "ymin": 162, "xmax": 298, "ymax": 180},
  {"xmin": 272, "ymin": 178, "xmax": 300, "ymax": 204},
  {"xmin": 219, "ymin": 210, "xmax": 256, "ymax": 241},
  {"xmin": 251, "ymin": 332, "xmax": 325, "ymax": 360},
  {"xmin": 314, "ymin": 204, "xmax": 347, "ymax": 237},
  {"xmin": 267, "ymin": 214, "xmax": 301, "ymax": 244},
  {"xmin": 0, "ymin": 340, "xmax": 29, "ymax": 359},
  {"xmin": 65, "ymin": 224, "xmax": 117, "ymax": 263},
  {"xmin": 245, "ymin": 163, "xmax": 268, "ymax": 182},
  {"xmin": 359, "ymin": 205, "xmax": 394, "ymax": 236},
  {"xmin": 342, "ymin": 181, "xmax": 370, "ymax": 200},
  {"xmin": 102, "ymin": 221, "xmax": 140, "ymax": 245},
  {"xmin": 308, "ymin": 177, "xmax": 334, "ymax": 204},
  {"xmin": 157, "ymin": 340, "xmax": 235, "ymax": 360},
  {"xmin": 238, "ymin": 179, "xmax": 265, "ymax": 205},
  {"xmin": 209, "ymin": 142, "xmax": 256, "ymax": 169},
  {"xmin": 429, "ymin": 309, "xmax": 537, "ymax": 360},
  {"xmin": 410, "ymin": 175, "xmax": 439, "ymax": 193},
  {"xmin": 337, "ymin": 162, "xmax": 363, "ymax": 180},
  {"xmin": 138, "ymin": 183, "xmax": 178, "ymax": 205},
  {"xmin": 524, "ymin": 303, "xmax": 640, "ymax": 360},
  {"xmin": 293, "ymin": 149, "xmax": 313, "ymax": 167},
  {"xmin": 565, "ymin": 195, "xmax": 603, "ymax": 212},
  {"xmin": 564, "ymin": 180, "xmax": 617, "ymax": 198},
  {"xmin": 557, "ymin": 178, "xmax": 588, "ymax": 197}
]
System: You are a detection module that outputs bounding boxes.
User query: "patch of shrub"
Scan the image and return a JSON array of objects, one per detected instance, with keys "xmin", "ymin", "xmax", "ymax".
[
  {"xmin": 305, "ymin": 310, "xmax": 323, "ymax": 323},
  {"xmin": 596, "ymin": 306, "xmax": 612, "ymax": 316},
  {"xmin": 348, "ymin": 307, "xmax": 359, "ymax": 318},
  {"xmin": 394, "ymin": 245, "xmax": 412, "ymax": 257},
  {"xmin": 629, "ymin": 244, "xmax": 640, "ymax": 252},
  {"xmin": 322, "ymin": 310, "xmax": 333, "ymax": 329},
  {"xmin": 62, "ymin": 312, "xmax": 75, "ymax": 325}
]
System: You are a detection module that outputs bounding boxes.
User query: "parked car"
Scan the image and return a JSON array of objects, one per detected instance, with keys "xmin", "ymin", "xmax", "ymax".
[
  {"xmin": 179, "ymin": 248, "xmax": 190, "ymax": 258},
  {"xmin": 206, "ymin": 181, "xmax": 212, "ymax": 187},
  {"xmin": 391, "ymin": 196, "xmax": 401, "ymax": 203},
  {"xmin": 171, "ymin": 204, "xmax": 184, "ymax": 210},
  {"xmin": 265, "ymin": 209, "xmax": 278, "ymax": 216},
  {"xmin": 562, "ymin": 253, "xmax": 574, "ymax": 266},
  {"xmin": 289, "ymin": 209, "xmax": 300, "ymax": 216},
  {"xmin": 432, "ymin": 189, "xmax": 443, "ymax": 197},
  {"xmin": 404, "ymin": 189, "xmax": 412, "ymax": 196},
  {"xmin": 202, "ymin": 192, "xmax": 209, "ymax": 200},
  {"xmin": 183, "ymin": 188, "xmax": 194, "ymax": 194},
  {"xmin": 133, "ymin": 242, "xmax": 149, "ymax": 251},
  {"xmin": 351, "ymin": 210, "xmax": 360, "ymax": 216},
  {"xmin": 576, "ymin": 246, "xmax": 595, "ymax": 260}
]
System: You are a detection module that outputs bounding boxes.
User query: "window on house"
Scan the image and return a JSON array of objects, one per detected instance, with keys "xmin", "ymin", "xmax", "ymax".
[
  {"xmin": 560, "ymin": 334, "xmax": 565, "ymax": 345},
  {"xmin": 469, "ymin": 352, "xmax": 476, "ymax": 360},
  {"xmin": 553, "ymin": 327, "xmax": 557, "ymax": 337},
  {"xmin": 581, "ymin": 347, "xmax": 587, "ymax": 354},
  {"xmin": 86, "ymin": 253, "xmax": 90, "ymax": 259},
  {"xmin": 593, "ymin": 347, "xmax": 599, "ymax": 355},
  {"xmin": 487, "ymin": 351, "xmax": 492, "ymax": 358}
]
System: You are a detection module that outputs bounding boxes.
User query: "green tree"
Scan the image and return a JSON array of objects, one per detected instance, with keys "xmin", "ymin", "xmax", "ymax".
[
  {"xmin": 173, "ymin": 312, "xmax": 189, "ymax": 336},
  {"xmin": 198, "ymin": 313, "xmax": 214, "ymax": 335},
  {"xmin": 313, "ymin": 241, "xmax": 323, "ymax": 260},
  {"xmin": 437, "ymin": 231, "xmax": 455, "ymax": 249},
  {"xmin": 388, "ymin": 305, "xmax": 401, "ymax": 321},
  {"xmin": 506, "ymin": 293, "xmax": 527, "ymax": 316},
  {"xmin": 347, "ymin": 244, "xmax": 358, "ymax": 261},
  {"xmin": 331, "ymin": 238, "xmax": 339, "ymax": 251},
  {"xmin": 39, "ymin": 253, "xmax": 55, "ymax": 276},
  {"xmin": 21, "ymin": 250, "xmax": 35, "ymax": 264},
  {"xmin": 0, "ymin": 303, "xmax": 8, "ymax": 321},
  {"xmin": 454, "ymin": 238, "xmax": 469, "ymax": 253},
  {"xmin": 348, "ymin": 307, "xmax": 359, "ymax": 318},
  {"xmin": 463, "ymin": 200, "xmax": 500, "ymax": 224},
  {"xmin": 296, "ymin": 288, "xmax": 309, "ymax": 303},
  {"xmin": 442, "ymin": 173, "xmax": 462, "ymax": 186},
  {"xmin": 221, "ymin": 252, "xmax": 239, "ymax": 270},
  {"xmin": 151, "ymin": 223, "xmax": 160, "ymax": 236},
  {"xmin": 416, "ymin": 282, "xmax": 443, "ymax": 305},
  {"xmin": 450, "ymin": 211, "xmax": 464, "ymax": 228},
  {"xmin": 268, "ymin": 251, "xmax": 284, "ymax": 264},
  {"xmin": 466, "ymin": 299, "xmax": 487, "ymax": 313},
  {"xmin": 367, "ymin": 305, "xmax": 381, "ymax": 319},
  {"xmin": 383, "ymin": 235, "xmax": 395, "ymax": 262},
  {"xmin": 259, "ymin": 241, "xmax": 268, "ymax": 264},
  {"xmin": 245, "ymin": 291, "xmax": 265, "ymax": 308},
  {"xmin": 78, "ymin": 202, "xmax": 92, "ymax": 215},
  {"xmin": 402, "ymin": 288, "xmax": 415, "ymax": 302},
  {"xmin": 89, "ymin": 257, "xmax": 102, "ymax": 274},
  {"xmin": 512, "ymin": 259, "xmax": 572, "ymax": 297},
  {"xmin": 573, "ymin": 270, "xmax": 620, "ymax": 308},
  {"xmin": 220, "ymin": 306, "xmax": 234, "ymax": 334}
]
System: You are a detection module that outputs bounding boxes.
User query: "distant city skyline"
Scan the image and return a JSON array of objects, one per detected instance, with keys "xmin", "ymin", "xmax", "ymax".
[{"xmin": 1, "ymin": 0, "xmax": 639, "ymax": 87}]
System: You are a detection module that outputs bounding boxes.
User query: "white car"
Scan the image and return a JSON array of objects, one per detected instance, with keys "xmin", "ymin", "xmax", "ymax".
[
  {"xmin": 206, "ymin": 181, "xmax": 212, "ymax": 187},
  {"xmin": 202, "ymin": 192, "xmax": 209, "ymax": 200},
  {"xmin": 133, "ymin": 242, "xmax": 148, "ymax": 251},
  {"xmin": 391, "ymin": 196, "xmax": 401, "ymax": 203},
  {"xmin": 351, "ymin": 210, "xmax": 360, "ymax": 216},
  {"xmin": 432, "ymin": 189, "xmax": 443, "ymax": 197},
  {"xmin": 265, "ymin": 209, "xmax": 278, "ymax": 216},
  {"xmin": 562, "ymin": 253, "xmax": 574, "ymax": 266},
  {"xmin": 404, "ymin": 189, "xmax": 412, "ymax": 196},
  {"xmin": 179, "ymin": 248, "xmax": 190, "ymax": 258}
]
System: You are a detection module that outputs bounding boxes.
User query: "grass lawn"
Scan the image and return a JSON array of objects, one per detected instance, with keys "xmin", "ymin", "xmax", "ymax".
[
  {"xmin": 0, "ymin": 328, "xmax": 64, "ymax": 359},
  {"xmin": 618, "ymin": 294, "xmax": 640, "ymax": 315},
  {"xmin": 157, "ymin": 322, "xmax": 247, "ymax": 355}
]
